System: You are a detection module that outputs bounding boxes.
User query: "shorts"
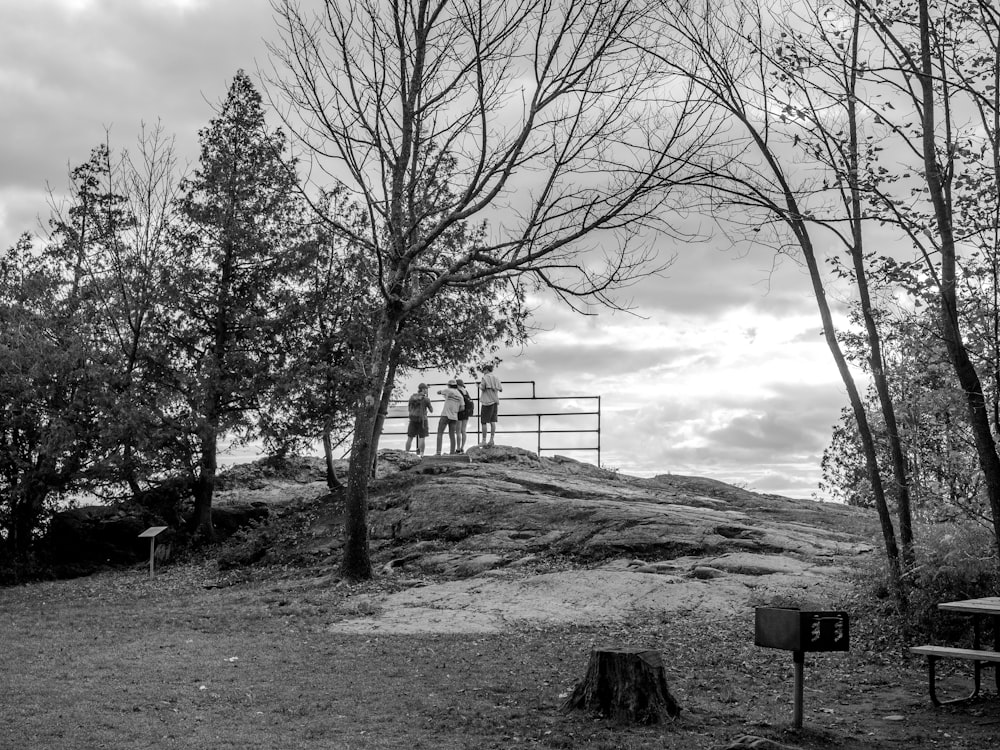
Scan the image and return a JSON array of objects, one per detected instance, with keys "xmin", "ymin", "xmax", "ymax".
[
  {"xmin": 480, "ymin": 403, "xmax": 498, "ymax": 424},
  {"xmin": 407, "ymin": 418, "xmax": 429, "ymax": 438},
  {"xmin": 457, "ymin": 409, "xmax": 468, "ymax": 421}
]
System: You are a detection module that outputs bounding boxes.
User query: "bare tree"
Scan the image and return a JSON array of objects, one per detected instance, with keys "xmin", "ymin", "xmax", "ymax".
[
  {"xmin": 850, "ymin": 0, "xmax": 1000, "ymax": 559},
  {"xmin": 265, "ymin": 0, "xmax": 710, "ymax": 578},
  {"xmin": 646, "ymin": 0, "xmax": 911, "ymax": 599},
  {"xmin": 765, "ymin": 0, "xmax": 916, "ymax": 565}
]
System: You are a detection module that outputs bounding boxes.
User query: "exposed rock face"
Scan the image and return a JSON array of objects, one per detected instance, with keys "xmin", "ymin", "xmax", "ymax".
[
  {"xmin": 41, "ymin": 445, "xmax": 877, "ymax": 633},
  {"xmin": 370, "ymin": 445, "xmax": 868, "ymax": 570},
  {"xmin": 331, "ymin": 445, "xmax": 874, "ymax": 633},
  {"xmin": 214, "ymin": 454, "xmax": 329, "ymax": 489}
]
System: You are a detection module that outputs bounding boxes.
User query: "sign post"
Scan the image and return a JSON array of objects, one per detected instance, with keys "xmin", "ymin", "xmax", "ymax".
[
  {"xmin": 137, "ymin": 526, "xmax": 168, "ymax": 578},
  {"xmin": 754, "ymin": 607, "xmax": 850, "ymax": 729}
]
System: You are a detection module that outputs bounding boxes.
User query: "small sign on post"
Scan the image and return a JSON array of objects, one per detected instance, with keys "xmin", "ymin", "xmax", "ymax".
[
  {"xmin": 138, "ymin": 526, "xmax": 168, "ymax": 578},
  {"xmin": 754, "ymin": 607, "xmax": 850, "ymax": 729}
]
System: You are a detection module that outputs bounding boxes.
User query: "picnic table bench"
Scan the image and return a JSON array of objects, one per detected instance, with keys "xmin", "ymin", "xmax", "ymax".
[{"xmin": 910, "ymin": 597, "xmax": 1000, "ymax": 706}]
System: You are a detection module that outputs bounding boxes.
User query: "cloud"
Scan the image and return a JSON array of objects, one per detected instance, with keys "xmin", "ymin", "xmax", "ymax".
[
  {"xmin": 628, "ymin": 232, "xmax": 824, "ymax": 317},
  {"xmin": 703, "ymin": 394, "xmax": 840, "ymax": 457},
  {"xmin": 599, "ymin": 381, "xmax": 845, "ymax": 499},
  {"xmin": 749, "ymin": 470, "xmax": 823, "ymax": 495},
  {"xmin": 0, "ymin": 0, "xmax": 273, "ymax": 245}
]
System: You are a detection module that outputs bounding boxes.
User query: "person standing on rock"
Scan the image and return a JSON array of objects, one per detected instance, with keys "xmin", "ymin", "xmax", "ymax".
[
  {"xmin": 479, "ymin": 363, "xmax": 503, "ymax": 447},
  {"xmin": 436, "ymin": 379, "xmax": 464, "ymax": 455},
  {"xmin": 405, "ymin": 383, "xmax": 433, "ymax": 456},
  {"xmin": 455, "ymin": 378, "xmax": 474, "ymax": 454}
]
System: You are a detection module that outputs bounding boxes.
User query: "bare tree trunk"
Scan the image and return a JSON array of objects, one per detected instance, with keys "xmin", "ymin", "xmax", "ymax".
[
  {"xmin": 342, "ymin": 408, "xmax": 378, "ymax": 578},
  {"xmin": 190, "ymin": 421, "xmax": 218, "ymax": 542},
  {"xmin": 739, "ymin": 102, "xmax": 908, "ymax": 605},
  {"xmin": 341, "ymin": 312, "xmax": 398, "ymax": 580},
  {"xmin": 322, "ymin": 429, "xmax": 343, "ymax": 491},
  {"xmin": 123, "ymin": 442, "xmax": 142, "ymax": 498},
  {"xmin": 370, "ymin": 334, "xmax": 405, "ymax": 477},
  {"xmin": 844, "ymin": 10, "xmax": 914, "ymax": 566},
  {"xmin": 798, "ymin": 226, "xmax": 906, "ymax": 598},
  {"xmin": 915, "ymin": 0, "xmax": 1000, "ymax": 552},
  {"xmin": 11, "ymin": 484, "xmax": 47, "ymax": 561}
]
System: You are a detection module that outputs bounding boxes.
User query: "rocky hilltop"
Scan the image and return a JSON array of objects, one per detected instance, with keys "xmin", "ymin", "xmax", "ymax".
[{"xmin": 213, "ymin": 445, "xmax": 876, "ymax": 634}]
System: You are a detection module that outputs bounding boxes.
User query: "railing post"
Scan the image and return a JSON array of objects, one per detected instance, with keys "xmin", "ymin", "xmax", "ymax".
[
  {"xmin": 475, "ymin": 383, "xmax": 481, "ymax": 445},
  {"xmin": 597, "ymin": 395, "xmax": 602, "ymax": 467}
]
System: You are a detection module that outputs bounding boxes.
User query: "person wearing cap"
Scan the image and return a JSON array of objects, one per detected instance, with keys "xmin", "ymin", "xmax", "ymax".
[
  {"xmin": 436, "ymin": 379, "xmax": 464, "ymax": 455},
  {"xmin": 405, "ymin": 383, "xmax": 433, "ymax": 456},
  {"xmin": 455, "ymin": 378, "xmax": 474, "ymax": 453},
  {"xmin": 479, "ymin": 363, "xmax": 503, "ymax": 447}
]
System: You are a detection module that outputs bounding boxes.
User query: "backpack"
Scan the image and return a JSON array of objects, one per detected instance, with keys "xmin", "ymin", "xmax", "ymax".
[
  {"xmin": 408, "ymin": 393, "xmax": 427, "ymax": 418},
  {"xmin": 462, "ymin": 389, "xmax": 475, "ymax": 414}
]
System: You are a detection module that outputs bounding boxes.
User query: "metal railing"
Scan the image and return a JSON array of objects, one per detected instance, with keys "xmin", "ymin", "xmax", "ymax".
[{"xmin": 383, "ymin": 380, "xmax": 602, "ymax": 466}]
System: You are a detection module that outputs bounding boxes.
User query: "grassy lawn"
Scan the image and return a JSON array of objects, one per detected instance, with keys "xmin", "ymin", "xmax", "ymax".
[
  {"xmin": 4, "ymin": 557, "xmax": 1000, "ymax": 749},
  {"xmin": 2, "ymin": 563, "xmax": 683, "ymax": 750}
]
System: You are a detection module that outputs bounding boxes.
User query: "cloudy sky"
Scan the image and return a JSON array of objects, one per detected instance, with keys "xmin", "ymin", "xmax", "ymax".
[{"xmin": 1, "ymin": 0, "xmax": 855, "ymax": 499}]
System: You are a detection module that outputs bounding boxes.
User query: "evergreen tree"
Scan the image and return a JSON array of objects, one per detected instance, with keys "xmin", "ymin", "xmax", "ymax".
[{"xmin": 167, "ymin": 70, "xmax": 304, "ymax": 541}]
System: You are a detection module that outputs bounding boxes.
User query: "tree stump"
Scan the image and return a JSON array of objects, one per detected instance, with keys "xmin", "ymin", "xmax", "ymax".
[{"xmin": 562, "ymin": 647, "xmax": 681, "ymax": 724}]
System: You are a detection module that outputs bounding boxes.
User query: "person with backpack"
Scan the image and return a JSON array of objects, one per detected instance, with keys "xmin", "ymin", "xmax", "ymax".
[
  {"xmin": 435, "ymin": 379, "xmax": 464, "ymax": 455},
  {"xmin": 404, "ymin": 383, "xmax": 433, "ymax": 457},
  {"xmin": 455, "ymin": 378, "xmax": 475, "ymax": 453}
]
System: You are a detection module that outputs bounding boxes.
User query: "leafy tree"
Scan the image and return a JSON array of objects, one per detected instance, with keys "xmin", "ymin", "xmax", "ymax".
[
  {"xmin": 0, "ymin": 235, "xmax": 113, "ymax": 570},
  {"xmin": 0, "ymin": 128, "xmax": 182, "ymax": 568},
  {"xmin": 267, "ymin": 0, "xmax": 707, "ymax": 579},
  {"xmin": 256, "ymin": 189, "xmax": 376, "ymax": 485},
  {"xmin": 165, "ymin": 70, "xmax": 306, "ymax": 541},
  {"xmin": 45, "ymin": 126, "xmax": 184, "ymax": 497},
  {"xmin": 824, "ymin": 274, "xmax": 995, "ymax": 524}
]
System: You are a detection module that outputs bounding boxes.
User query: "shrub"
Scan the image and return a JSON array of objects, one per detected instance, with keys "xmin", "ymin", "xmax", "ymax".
[
  {"xmin": 905, "ymin": 523, "xmax": 1000, "ymax": 642},
  {"xmin": 848, "ymin": 523, "xmax": 1000, "ymax": 649}
]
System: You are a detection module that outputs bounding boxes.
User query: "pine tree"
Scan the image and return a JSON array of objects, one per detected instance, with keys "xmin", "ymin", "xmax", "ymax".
[{"xmin": 169, "ymin": 70, "xmax": 304, "ymax": 541}]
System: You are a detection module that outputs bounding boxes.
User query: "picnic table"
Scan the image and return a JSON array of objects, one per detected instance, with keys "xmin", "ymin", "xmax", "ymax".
[{"xmin": 911, "ymin": 596, "xmax": 1000, "ymax": 706}]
